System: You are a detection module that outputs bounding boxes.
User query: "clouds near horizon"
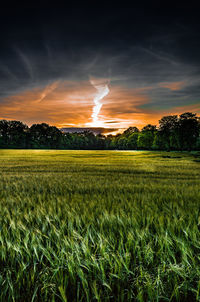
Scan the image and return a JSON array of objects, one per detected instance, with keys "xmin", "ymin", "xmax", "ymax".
[{"xmin": 0, "ymin": 76, "xmax": 199, "ymax": 131}]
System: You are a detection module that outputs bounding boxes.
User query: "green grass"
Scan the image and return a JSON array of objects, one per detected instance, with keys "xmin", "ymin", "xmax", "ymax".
[{"xmin": 0, "ymin": 150, "xmax": 200, "ymax": 301}]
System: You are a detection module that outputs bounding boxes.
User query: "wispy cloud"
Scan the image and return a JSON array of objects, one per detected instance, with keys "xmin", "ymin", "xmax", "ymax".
[
  {"xmin": 14, "ymin": 47, "xmax": 34, "ymax": 80},
  {"xmin": 159, "ymin": 81, "xmax": 186, "ymax": 91}
]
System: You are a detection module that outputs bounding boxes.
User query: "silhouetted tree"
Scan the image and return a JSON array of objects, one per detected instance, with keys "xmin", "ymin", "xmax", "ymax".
[
  {"xmin": 178, "ymin": 112, "xmax": 199, "ymax": 150},
  {"xmin": 0, "ymin": 120, "xmax": 9, "ymax": 147},
  {"xmin": 29, "ymin": 123, "xmax": 62, "ymax": 149},
  {"xmin": 127, "ymin": 132, "xmax": 139, "ymax": 149},
  {"xmin": 137, "ymin": 131, "xmax": 154, "ymax": 150},
  {"xmin": 0, "ymin": 120, "xmax": 28, "ymax": 148},
  {"xmin": 158, "ymin": 115, "xmax": 179, "ymax": 150},
  {"xmin": 123, "ymin": 127, "xmax": 139, "ymax": 136},
  {"xmin": 142, "ymin": 124, "xmax": 157, "ymax": 133}
]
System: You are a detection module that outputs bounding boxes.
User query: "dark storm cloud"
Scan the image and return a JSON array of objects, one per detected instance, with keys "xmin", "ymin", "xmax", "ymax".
[{"xmin": 0, "ymin": 3, "xmax": 199, "ymax": 119}]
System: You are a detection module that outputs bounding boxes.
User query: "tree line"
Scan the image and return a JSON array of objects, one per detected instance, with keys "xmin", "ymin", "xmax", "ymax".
[{"xmin": 0, "ymin": 112, "xmax": 199, "ymax": 150}]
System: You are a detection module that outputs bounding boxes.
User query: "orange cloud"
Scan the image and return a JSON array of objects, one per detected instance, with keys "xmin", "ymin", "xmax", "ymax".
[
  {"xmin": 0, "ymin": 81, "xmax": 95, "ymax": 127},
  {"xmin": 99, "ymin": 86, "xmax": 152, "ymax": 129},
  {"xmin": 170, "ymin": 102, "xmax": 200, "ymax": 115},
  {"xmin": 159, "ymin": 81, "xmax": 186, "ymax": 91},
  {"xmin": 0, "ymin": 81, "xmax": 155, "ymax": 129},
  {"xmin": 0, "ymin": 80, "xmax": 197, "ymax": 131}
]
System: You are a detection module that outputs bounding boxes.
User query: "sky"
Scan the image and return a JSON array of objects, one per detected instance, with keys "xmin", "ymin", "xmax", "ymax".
[{"xmin": 0, "ymin": 3, "xmax": 200, "ymax": 132}]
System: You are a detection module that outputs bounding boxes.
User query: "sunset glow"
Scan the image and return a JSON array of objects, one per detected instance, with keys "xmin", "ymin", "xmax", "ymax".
[{"xmin": 0, "ymin": 78, "xmax": 199, "ymax": 133}]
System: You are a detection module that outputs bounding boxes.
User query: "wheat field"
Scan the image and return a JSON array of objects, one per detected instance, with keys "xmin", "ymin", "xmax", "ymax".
[{"xmin": 0, "ymin": 150, "xmax": 200, "ymax": 301}]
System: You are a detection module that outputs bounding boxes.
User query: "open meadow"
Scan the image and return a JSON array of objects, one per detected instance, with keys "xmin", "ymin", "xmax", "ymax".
[{"xmin": 0, "ymin": 150, "xmax": 200, "ymax": 301}]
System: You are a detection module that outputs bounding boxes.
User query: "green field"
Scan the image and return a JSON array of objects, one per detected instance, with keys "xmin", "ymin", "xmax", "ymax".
[{"xmin": 0, "ymin": 150, "xmax": 200, "ymax": 301}]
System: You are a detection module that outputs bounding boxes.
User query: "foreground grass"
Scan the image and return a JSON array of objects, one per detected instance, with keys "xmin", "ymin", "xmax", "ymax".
[{"xmin": 0, "ymin": 150, "xmax": 200, "ymax": 301}]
